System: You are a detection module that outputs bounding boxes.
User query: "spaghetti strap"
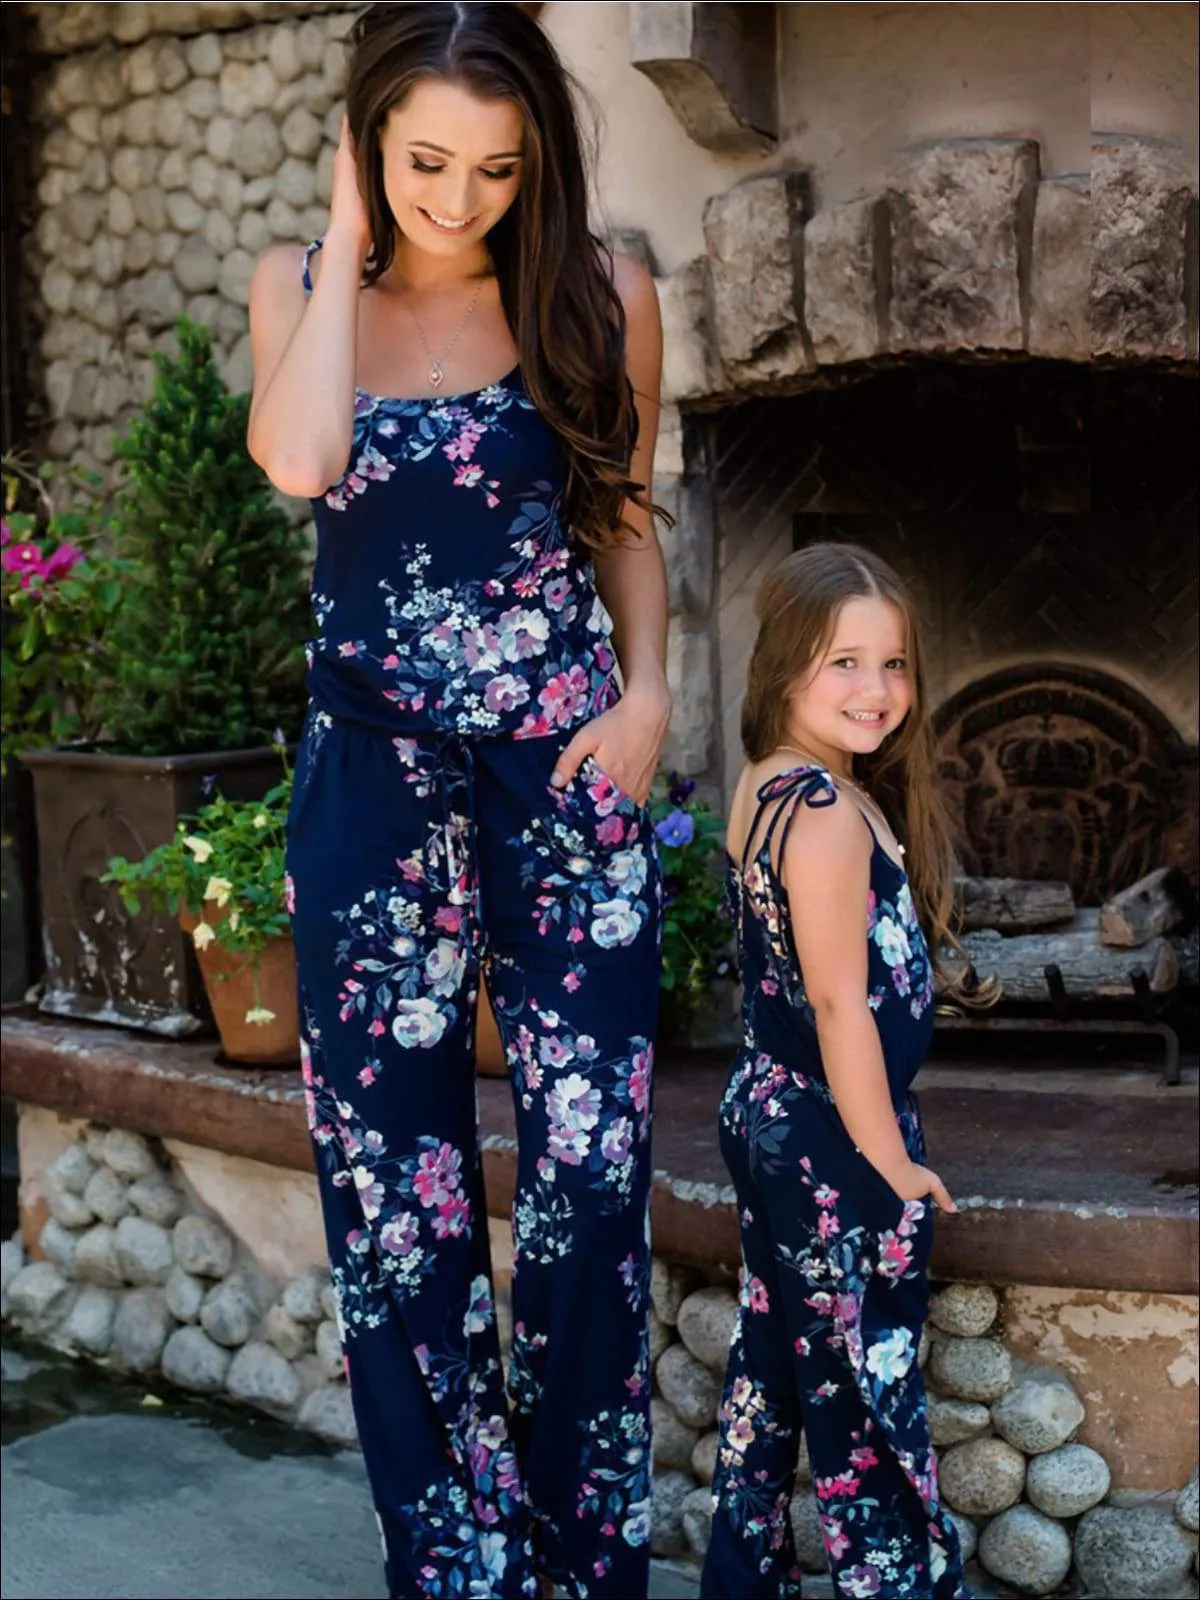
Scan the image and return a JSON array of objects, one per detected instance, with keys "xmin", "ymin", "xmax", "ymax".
[{"xmin": 301, "ymin": 237, "xmax": 323, "ymax": 298}]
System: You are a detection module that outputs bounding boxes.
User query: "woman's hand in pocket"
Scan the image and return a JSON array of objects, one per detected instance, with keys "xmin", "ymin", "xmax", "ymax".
[{"xmin": 550, "ymin": 681, "xmax": 672, "ymax": 806}]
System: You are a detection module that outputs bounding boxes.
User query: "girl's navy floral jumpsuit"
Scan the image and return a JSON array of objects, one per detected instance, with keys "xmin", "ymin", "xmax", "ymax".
[
  {"xmin": 286, "ymin": 245, "xmax": 661, "ymax": 1599},
  {"xmin": 701, "ymin": 767, "xmax": 968, "ymax": 1600}
]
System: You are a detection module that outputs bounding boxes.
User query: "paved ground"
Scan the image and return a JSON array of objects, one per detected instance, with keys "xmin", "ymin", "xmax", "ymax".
[{"xmin": 1, "ymin": 1339, "xmax": 701, "ymax": 1600}]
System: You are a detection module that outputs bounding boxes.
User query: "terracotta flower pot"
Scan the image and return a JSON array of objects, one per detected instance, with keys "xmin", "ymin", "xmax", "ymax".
[
  {"xmin": 475, "ymin": 982, "xmax": 507, "ymax": 1078},
  {"xmin": 179, "ymin": 908, "xmax": 299, "ymax": 1067}
]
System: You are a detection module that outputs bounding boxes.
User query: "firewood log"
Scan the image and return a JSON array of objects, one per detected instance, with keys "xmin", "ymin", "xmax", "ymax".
[
  {"xmin": 1099, "ymin": 867, "xmax": 1196, "ymax": 948},
  {"xmin": 961, "ymin": 910, "xmax": 1178, "ymax": 1001},
  {"xmin": 955, "ymin": 877, "xmax": 1075, "ymax": 932}
]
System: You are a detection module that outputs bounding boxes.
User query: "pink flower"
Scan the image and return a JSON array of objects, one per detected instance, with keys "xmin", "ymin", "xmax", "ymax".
[
  {"xmin": 42, "ymin": 542, "xmax": 86, "ymax": 579},
  {"xmin": 453, "ymin": 461, "xmax": 484, "ymax": 488},
  {"xmin": 368, "ymin": 1019, "xmax": 386, "ymax": 1038},
  {"xmin": 357, "ymin": 1066, "xmax": 376, "ymax": 1087},
  {"xmin": 746, "ymin": 1276, "xmax": 770, "ymax": 1314},
  {"xmin": 816, "ymin": 1209, "xmax": 841, "ymax": 1240},
  {"xmin": 820, "ymin": 1516, "xmax": 852, "ymax": 1562},
  {"xmin": 2, "ymin": 541, "xmax": 47, "ymax": 581},
  {"xmin": 431, "ymin": 1192, "xmax": 470, "ymax": 1238},
  {"xmin": 849, "ymin": 1446, "xmax": 879, "ymax": 1470},
  {"xmin": 561, "ymin": 971, "xmax": 581, "ymax": 992},
  {"xmin": 596, "ymin": 815, "xmax": 626, "ymax": 846},
  {"xmin": 412, "ymin": 1141, "xmax": 462, "ymax": 1208},
  {"xmin": 382, "ymin": 653, "xmax": 400, "ymax": 669}
]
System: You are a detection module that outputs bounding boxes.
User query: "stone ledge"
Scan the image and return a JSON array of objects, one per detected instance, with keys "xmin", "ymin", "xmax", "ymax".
[{"xmin": 3, "ymin": 1016, "xmax": 1195, "ymax": 1293}]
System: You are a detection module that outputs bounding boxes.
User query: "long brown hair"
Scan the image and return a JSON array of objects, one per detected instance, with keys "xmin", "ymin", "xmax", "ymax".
[
  {"xmin": 345, "ymin": 2, "xmax": 654, "ymax": 549},
  {"xmin": 742, "ymin": 542, "xmax": 979, "ymax": 998}
]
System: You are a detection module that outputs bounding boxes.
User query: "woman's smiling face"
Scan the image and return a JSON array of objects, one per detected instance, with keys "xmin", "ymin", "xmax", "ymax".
[{"xmin": 378, "ymin": 77, "xmax": 525, "ymax": 256}]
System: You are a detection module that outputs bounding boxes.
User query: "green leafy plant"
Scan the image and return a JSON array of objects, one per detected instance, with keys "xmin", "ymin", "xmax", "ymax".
[
  {"xmin": 103, "ymin": 745, "xmax": 293, "ymax": 984},
  {"xmin": 97, "ymin": 316, "xmax": 310, "ymax": 756},
  {"xmin": 650, "ymin": 772, "xmax": 736, "ymax": 1026}
]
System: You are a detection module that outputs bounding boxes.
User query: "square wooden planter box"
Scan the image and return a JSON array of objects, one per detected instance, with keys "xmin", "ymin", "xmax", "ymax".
[{"xmin": 19, "ymin": 745, "xmax": 288, "ymax": 1037}]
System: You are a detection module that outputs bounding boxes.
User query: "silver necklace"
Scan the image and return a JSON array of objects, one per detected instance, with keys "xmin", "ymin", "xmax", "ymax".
[
  {"xmin": 775, "ymin": 743, "xmax": 905, "ymax": 856},
  {"xmin": 404, "ymin": 280, "xmax": 485, "ymax": 390}
]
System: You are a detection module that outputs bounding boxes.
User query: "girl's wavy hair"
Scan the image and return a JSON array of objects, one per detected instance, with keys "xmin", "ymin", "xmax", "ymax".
[
  {"xmin": 346, "ymin": 1, "xmax": 660, "ymax": 549},
  {"xmin": 742, "ymin": 541, "xmax": 992, "ymax": 1004}
]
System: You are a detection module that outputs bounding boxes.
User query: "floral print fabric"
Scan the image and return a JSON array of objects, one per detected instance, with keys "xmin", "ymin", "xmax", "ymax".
[
  {"xmin": 288, "ymin": 718, "xmax": 661, "ymax": 1598},
  {"xmin": 301, "ymin": 240, "xmax": 618, "ymax": 742},
  {"xmin": 701, "ymin": 768, "xmax": 968, "ymax": 1599}
]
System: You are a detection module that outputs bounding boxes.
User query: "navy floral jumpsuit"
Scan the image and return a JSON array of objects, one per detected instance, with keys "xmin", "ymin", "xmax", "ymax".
[
  {"xmin": 701, "ymin": 767, "xmax": 968, "ymax": 1600},
  {"xmin": 286, "ymin": 244, "xmax": 661, "ymax": 1599}
]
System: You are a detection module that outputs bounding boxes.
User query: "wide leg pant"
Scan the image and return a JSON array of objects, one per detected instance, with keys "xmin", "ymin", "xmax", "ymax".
[
  {"xmin": 287, "ymin": 710, "xmax": 661, "ymax": 1599},
  {"xmin": 701, "ymin": 1055, "xmax": 968, "ymax": 1600}
]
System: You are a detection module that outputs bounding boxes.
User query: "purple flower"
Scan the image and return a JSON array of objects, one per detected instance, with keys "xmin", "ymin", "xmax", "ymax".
[
  {"xmin": 655, "ymin": 810, "xmax": 695, "ymax": 849},
  {"xmin": 667, "ymin": 773, "xmax": 696, "ymax": 806}
]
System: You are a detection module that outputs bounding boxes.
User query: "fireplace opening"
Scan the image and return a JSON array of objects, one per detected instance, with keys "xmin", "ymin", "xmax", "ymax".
[{"xmin": 705, "ymin": 358, "xmax": 1198, "ymax": 1074}]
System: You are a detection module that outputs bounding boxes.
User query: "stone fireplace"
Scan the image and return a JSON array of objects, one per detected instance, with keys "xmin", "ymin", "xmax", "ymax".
[{"xmin": 632, "ymin": 18, "xmax": 1198, "ymax": 901}]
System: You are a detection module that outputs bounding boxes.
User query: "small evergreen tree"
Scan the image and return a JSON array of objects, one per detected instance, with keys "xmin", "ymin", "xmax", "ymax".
[{"xmin": 100, "ymin": 318, "xmax": 310, "ymax": 756}]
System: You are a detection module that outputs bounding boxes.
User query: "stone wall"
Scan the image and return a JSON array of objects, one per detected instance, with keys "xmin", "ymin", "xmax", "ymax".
[{"xmin": 4, "ymin": 1109, "xmax": 1199, "ymax": 1599}]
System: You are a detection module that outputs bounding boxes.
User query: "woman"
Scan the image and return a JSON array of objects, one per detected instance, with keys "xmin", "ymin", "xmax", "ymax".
[{"xmin": 247, "ymin": 6, "xmax": 669, "ymax": 1597}]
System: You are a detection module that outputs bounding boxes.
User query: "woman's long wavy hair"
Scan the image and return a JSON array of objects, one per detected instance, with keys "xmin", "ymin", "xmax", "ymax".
[
  {"xmin": 741, "ymin": 542, "xmax": 987, "ymax": 1002},
  {"xmin": 345, "ymin": 2, "xmax": 656, "ymax": 549}
]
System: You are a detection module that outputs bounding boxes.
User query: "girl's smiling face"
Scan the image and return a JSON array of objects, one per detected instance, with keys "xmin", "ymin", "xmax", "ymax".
[
  {"xmin": 378, "ymin": 78, "xmax": 525, "ymax": 256},
  {"xmin": 785, "ymin": 595, "xmax": 913, "ymax": 769}
]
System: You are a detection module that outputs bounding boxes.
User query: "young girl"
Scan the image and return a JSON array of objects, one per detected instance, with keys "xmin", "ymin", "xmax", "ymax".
[
  {"xmin": 701, "ymin": 543, "xmax": 970, "ymax": 1600},
  {"xmin": 248, "ymin": 6, "xmax": 669, "ymax": 1597}
]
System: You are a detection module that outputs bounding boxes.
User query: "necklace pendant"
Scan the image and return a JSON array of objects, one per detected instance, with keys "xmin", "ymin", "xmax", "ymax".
[{"xmin": 429, "ymin": 360, "xmax": 444, "ymax": 389}]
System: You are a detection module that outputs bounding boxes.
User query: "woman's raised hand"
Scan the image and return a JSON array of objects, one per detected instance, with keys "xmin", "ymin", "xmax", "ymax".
[{"xmin": 329, "ymin": 116, "xmax": 371, "ymax": 257}]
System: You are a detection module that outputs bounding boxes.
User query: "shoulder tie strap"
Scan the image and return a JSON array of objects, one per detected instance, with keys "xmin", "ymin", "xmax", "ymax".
[{"xmin": 741, "ymin": 764, "xmax": 838, "ymax": 875}]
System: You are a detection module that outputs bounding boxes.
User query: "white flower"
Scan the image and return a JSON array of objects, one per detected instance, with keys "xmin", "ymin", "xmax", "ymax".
[
  {"xmin": 204, "ymin": 875, "xmax": 234, "ymax": 908},
  {"xmin": 392, "ymin": 998, "xmax": 448, "ymax": 1049},
  {"xmin": 865, "ymin": 1326, "xmax": 914, "ymax": 1386},
  {"xmin": 875, "ymin": 915, "xmax": 912, "ymax": 969},
  {"xmin": 244, "ymin": 1005, "xmax": 277, "ymax": 1026},
  {"xmin": 590, "ymin": 898, "xmax": 644, "ymax": 949},
  {"xmin": 183, "ymin": 836, "xmax": 213, "ymax": 863},
  {"xmin": 191, "ymin": 921, "xmax": 216, "ymax": 950},
  {"xmin": 253, "ymin": 812, "xmax": 269, "ymax": 828}
]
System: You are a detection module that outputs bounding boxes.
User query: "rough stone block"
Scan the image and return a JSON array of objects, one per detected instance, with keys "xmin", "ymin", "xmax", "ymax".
[
  {"xmin": 662, "ymin": 622, "xmax": 714, "ymax": 777},
  {"xmin": 928, "ymin": 1393, "xmax": 992, "ymax": 1447},
  {"xmin": 200, "ymin": 1275, "xmax": 260, "ymax": 1348},
  {"xmin": 887, "ymin": 138, "xmax": 1039, "ymax": 353},
  {"xmin": 1074, "ymin": 1504, "xmax": 1195, "ymax": 1599},
  {"xmin": 928, "ymin": 1336, "xmax": 1013, "ymax": 1403},
  {"xmin": 655, "ymin": 472, "xmax": 714, "ymax": 623},
  {"xmin": 676, "ymin": 1285, "xmax": 738, "ymax": 1371},
  {"xmin": 1, "ymin": 1234, "xmax": 24, "ymax": 1315},
  {"xmin": 173, "ymin": 1215, "xmax": 234, "ymax": 1280},
  {"xmin": 681, "ymin": 1484, "xmax": 713, "ymax": 1560},
  {"xmin": 1091, "ymin": 134, "xmax": 1193, "ymax": 360},
  {"xmin": 164, "ymin": 1265, "xmax": 206, "ymax": 1324},
  {"xmin": 127, "ymin": 1173, "xmax": 184, "ymax": 1229},
  {"xmin": 651, "ymin": 1396, "xmax": 702, "ymax": 1470},
  {"xmin": 42, "ymin": 1200, "xmax": 86, "ymax": 1267},
  {"xmin": 1025, "ymin": 1442, "xmax": 1110, "ymax": 1518},
  {"xmin": 1028, "ymin": 174, "xmax": 1090, "ymax": 359},
  {"xmin": 43, "ymin": 1169, "xmax": 95, "ymax": 1230},
  {"xmin": 691, "ymin": 1429, "xmax": 718, "ymax": 1484},
  {"xmin": 111, "ymin": 1287, "xmax": 174, "ymax": 1372},
  {"xmin": 651, "ymin": 1259, "xmax": 701, "ymax": 1327},
  {"xmin": 656, "ymin": 258, "xmax": 723, "ymax": 405},
  {"xmin": 281, "ymin": 1271, "xmax": 327, "ymax": 1325},
  {"xmin": 1177, "ymin": 1467, "xmax": 1199, "ymax": 1533},
  {"xmin": 114, "ymin": 1216, "xmax": 174, "ymax": 1286},
  {"xmin": 101, "ymin": 1132, "xmax": 160, "ymax": 1184},
  {"xmin": 655, "ymin": 1343, "xmax": 722, "ymax": 1429},
  {"xmin": 703, "ymin": 173, "xmax": 811, "ymax": 384},
  {"xmin": 298, "ymin": 1383, "xmax": 359, "ymax": 1448},
  {"xmin": 929, "ymin": 1283, "xmax": 999, "ymax": 1339},
  {"xmin": 81, "ymin": 1165, "xmax": 131, "ymax": 1226},
  {"xmin": 946, "ymin": 1509, "xmax": 978, "ymax": 1564},
  {"xmin": 74, "ymin": 1224, "xmax": 124, "ymax": 1288},
  {"xmin": 648, "ymin": 1306, "xmax": 672, "ymax": 1368},
  {"xmin": 60, "ymin": 1285, "xmax": 118, "ymax": 1356},
  {"xmin": 629, "ymin": 0, "xmax": 778, "ymax": 157},
  {"xmin": 804, "ymin": 197, "xmax": 889, "ymax": 367},
  {"xmin": 315, "ymin": 1317, "xmax": 345, "ymax": 1381},
  {"xmin": 319, "ymin": 1283, "xmax": 340, "ymax": 1323},
  {"xmin": 227, "ymin": 1340, "xmax": 302, "ymax": 1415},
  {"xmin": 939, "ymin": 1437, "xmax": 1026, "ymax": 1518},
  {"xmin": 978, "ymin": 1504, "xmax": 1072, "ymax": 1596},
  {"xmin": 264, "ymin": 1302, "xmax": 314, "ymax": 1362},
  {"xmin": 991, "ymin": 1375, "xmax": 1084, "ymax": 1455},
  {"xmin": 162, "ymin": 1325, "xmax": 233, "ymax": 1394},
  {"xmin": 46, "ymin": 1140, "xmax": 97, "ymax": 1196},
  {"xmin": 649, "ymin": 1468, "xmax": 693, "ymax": 1557},
  {"xmin": 7, "ymin": 1262, "xmax": 72, "ymax": 1326}
]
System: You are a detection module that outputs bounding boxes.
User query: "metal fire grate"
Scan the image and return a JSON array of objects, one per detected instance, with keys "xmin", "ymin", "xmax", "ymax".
[{"xmin": 937, "ymin": 961, "xmax": 1183, "ymax": 1085}]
